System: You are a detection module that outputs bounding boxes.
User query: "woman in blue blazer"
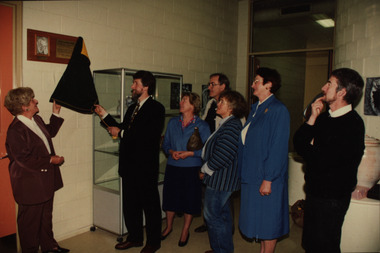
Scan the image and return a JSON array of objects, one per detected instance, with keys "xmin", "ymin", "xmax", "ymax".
[
  {"xmin": 239, "ymin": 68, "xmax": 290, "ymax": 253},
  {"xmin": 200, "ymin": 90, "xmax": 248, "ymax": 253},
  {"xmin": 161, "ymin": 92, "xmax": 210, "ymax": 247}
]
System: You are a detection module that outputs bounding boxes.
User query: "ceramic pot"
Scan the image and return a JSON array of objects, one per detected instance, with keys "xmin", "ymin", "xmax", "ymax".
[{"xmin": 356, "ymin": 136, "xmax": 380, "ymax": 188}]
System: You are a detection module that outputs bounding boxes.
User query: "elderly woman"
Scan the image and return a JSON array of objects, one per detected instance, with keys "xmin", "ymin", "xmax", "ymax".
[
  {"xmin": 200, "ymin": 90, "xmax": 248, "ymax": 253},
  {"xmin": 161, "ymin": 92, "xmax": 210, "ymax": 247},
  {"xmin": 4, "ymin": 87, "xmax": 68, "ymax": 253},
  {"xmin": 239, "ymin": 68, "xmax": 290, "ymax": 253}
]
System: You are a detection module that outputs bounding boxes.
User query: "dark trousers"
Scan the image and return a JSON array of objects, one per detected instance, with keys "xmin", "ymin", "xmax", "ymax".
[
  {"xmin": 122, "ymin": 176, "xmax": 162, "ymax": 246},
  {"xmin": 18, "ymin": 197, "xmax": 58, "ymax": 253},
  {"xmin": 302, "ymin": 194, "xmax": 351, "ymax": 253}
]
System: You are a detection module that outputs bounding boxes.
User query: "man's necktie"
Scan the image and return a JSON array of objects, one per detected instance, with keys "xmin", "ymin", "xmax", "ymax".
[{"xmin": 128, "ymin": 102, "xmax": 140, "ymax": 129}]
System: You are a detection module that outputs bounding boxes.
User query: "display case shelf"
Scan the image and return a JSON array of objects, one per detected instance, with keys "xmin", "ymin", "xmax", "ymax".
[{"xmin": 94, "ymin": 148, "xmax": 119, "ymax": 156}]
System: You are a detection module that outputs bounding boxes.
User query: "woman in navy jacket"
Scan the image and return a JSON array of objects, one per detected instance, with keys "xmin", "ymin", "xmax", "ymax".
[{"xmin": 201, "ymin": 90, "xmax": 248, "ymax": 253}]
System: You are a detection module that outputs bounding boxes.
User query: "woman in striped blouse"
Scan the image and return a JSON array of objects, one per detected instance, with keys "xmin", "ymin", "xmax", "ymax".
[{"xmin": 200, "ymin": 90, "xmax": 248, "ymax": 253}]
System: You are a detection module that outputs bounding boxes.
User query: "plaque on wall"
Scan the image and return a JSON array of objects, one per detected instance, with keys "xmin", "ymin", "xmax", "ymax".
[{"xmin": 27, "ymin": 29, "xmax": 77, "ymax": 64}]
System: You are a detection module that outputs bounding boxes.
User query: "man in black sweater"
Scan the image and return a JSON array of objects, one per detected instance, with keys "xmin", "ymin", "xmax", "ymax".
[{"xmin": 294, "ymin": 68, "xmax": 365, "ymax": 253}]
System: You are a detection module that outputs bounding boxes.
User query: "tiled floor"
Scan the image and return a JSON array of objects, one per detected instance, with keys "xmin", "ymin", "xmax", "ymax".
[
  {"xmin": 58, "ymin": 219, "xmax": 303, "ymax": 253},
  {"xmin": 59, "ymin": 196, "xmax": 304, "ymax": 253},
  {"xmin": 0, "ymin": 196, "xmax": 304, "ymax": 253}
]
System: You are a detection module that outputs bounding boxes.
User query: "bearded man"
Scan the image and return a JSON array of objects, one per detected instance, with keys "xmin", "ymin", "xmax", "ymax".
[
  {"xmin": 294, "ymin": 68, "xmax": 365, "ymax": 253},
  {"xmin": 95, "ymin": 70, "xmax": 165, "ymax": 253}
]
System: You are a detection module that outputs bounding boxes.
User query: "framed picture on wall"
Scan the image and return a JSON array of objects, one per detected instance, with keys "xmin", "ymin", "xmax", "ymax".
[
  {"xmin": 364, "ymin": 77, "xmax": 380, "ymax": 116},
  {"xmin": 170, "ymin": 82, "xmax": 180, "ymax": 109},
  {"xmin": 183, "ymin": 83, "xmax": 192, "ymax": 93},
  {"xmin": 36, "ymin": 35, "xmax": 50, "ymax": 56}
]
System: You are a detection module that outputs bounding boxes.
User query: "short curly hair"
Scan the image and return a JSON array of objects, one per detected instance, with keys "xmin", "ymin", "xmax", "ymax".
[
  {"xmin": 4, "ymin": 87, "xmax": 35, "ymax": 116},
  {"xmin": 182, "ymin": 92, "xmax": 201, "ymax": 116},
  {"xmin": 256, "ymin": 67, "xmax": 282, "ymax": 94},
  {"xmin": 219, "ymin": 90, "xmax": 248, "ymax": 118}
]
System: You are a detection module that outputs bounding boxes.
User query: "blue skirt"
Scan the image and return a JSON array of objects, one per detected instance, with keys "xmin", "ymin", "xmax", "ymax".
[{"xmin": 162, "ymin": 164, "xmax": 202, "ymax": 215}]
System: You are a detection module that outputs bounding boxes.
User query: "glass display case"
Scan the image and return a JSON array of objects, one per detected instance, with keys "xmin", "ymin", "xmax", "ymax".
[{"xmin": 92, "ymin": 68, "xmax": 182, "ymax": 238}]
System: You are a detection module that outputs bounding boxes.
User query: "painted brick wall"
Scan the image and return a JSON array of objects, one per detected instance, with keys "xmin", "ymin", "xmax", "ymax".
[
  {"xmin": 335, "ymin": 0, "xmax": 380, "ymax": 139},
  {"xmin": 22, "ymin": 0, "xmax": 239, "ymax": 240}
]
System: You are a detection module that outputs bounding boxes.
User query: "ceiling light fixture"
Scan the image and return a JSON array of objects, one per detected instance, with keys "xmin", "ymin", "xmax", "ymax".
[{"xmin": 316, "ymin": 18, "xmax": 335, "ymax": 28}]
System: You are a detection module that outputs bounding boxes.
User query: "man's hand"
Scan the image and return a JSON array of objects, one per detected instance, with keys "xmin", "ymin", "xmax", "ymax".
[
  {"xmin": 107, "ymin": 127, "xmax": 120, "ymax": 138},
  {"xmin": 307, "ymin": 96, "xmax": 325, "ymax": 126},
  {"xmin": 94, "ymin": 104, "xmax": 107, "ymax": 117}
]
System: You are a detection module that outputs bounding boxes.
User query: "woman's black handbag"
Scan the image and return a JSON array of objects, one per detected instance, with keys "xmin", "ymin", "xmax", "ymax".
[{"xmin": 187, "ymin": 127, "xmax": 203, "ymax": 151}]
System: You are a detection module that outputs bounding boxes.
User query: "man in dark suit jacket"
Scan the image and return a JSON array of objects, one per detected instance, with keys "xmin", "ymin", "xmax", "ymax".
[{"xmin": 95, "ymin": 70, "xmax": 165, "ymax": 253}]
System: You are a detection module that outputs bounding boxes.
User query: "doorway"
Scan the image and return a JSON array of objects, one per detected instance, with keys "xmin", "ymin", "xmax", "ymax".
[
  {"xmin": 248, "ymin": 0, "xmax": 335, "ymax": 151},
  {"xmin": 0, "ymin": 1, "xmax": 22, "ymax": 252}
]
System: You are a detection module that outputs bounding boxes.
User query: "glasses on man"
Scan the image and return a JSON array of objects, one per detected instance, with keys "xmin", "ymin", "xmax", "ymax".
[{"xmin": 208, "ymin": 82, "xmax": 220, "ymax": 87}]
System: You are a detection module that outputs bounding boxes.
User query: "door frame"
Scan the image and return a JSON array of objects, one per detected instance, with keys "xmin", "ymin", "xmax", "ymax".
[
  {"xmin": 0, "ymin": 1, "xmax": 22, "ymax": 250},
  {"xmin": 1, "ymin": 1, "xmax": 22, "ymax": 88}
]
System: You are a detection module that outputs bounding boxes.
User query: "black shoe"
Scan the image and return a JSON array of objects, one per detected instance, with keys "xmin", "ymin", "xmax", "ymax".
[
  {"xmin": 160, "ymin": 229, "xmax": 172, "ymax": 240},
  {"xmin": 178, "ymin": 232, "xmax": 190, "ymax": 247},
  {"xmin": 115, "ymin": 241, "xmax": 143, "ymax": 250},
  {"xmin": 194, "ymin": 224, "xmax": 207, "ymax": 233},
  {"xmin": 140, "ymin": 244, "xmax": 161, "ymax": 253},
  {"xmin": 42, "ymin": 246, "xmax": 70, "ymax": 253}
]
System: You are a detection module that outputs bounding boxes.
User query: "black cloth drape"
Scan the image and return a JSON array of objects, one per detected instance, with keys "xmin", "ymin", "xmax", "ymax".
[{"xmin": 50, "ymin": 37, "xmax": 98, "ymax": 114}]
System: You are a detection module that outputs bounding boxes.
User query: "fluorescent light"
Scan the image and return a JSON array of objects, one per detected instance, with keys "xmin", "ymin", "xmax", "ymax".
[{"xmin": 316, "ymin": 18, "xmax": 335, "ymax": 28}]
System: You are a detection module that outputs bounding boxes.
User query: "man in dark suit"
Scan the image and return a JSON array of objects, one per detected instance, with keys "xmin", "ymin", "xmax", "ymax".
[{"xmin": 95, "ymin": 70, "xmax": 165, "ymax": 253}]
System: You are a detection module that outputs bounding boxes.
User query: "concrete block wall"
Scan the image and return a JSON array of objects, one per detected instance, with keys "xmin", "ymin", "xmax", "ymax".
[
  {"xmin": 22, "ymin": 0, "xmax": 240, "ymax": 240},
  {"xmin": 335, "ymin": 0, "xmax": 380, "ymax": 139},
  {"xmin": 236, "ymin": 0, "xmax": 249, "ymax": 97}
]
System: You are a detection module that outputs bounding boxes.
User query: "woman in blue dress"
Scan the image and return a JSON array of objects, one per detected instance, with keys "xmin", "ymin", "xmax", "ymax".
[
  {"xmin": 238, "ymin": 67, "xmax": 290, "ymax": 253},
  {"xmin": 161, "ymin": 92, "xmax": 210, "ymax": 247}
]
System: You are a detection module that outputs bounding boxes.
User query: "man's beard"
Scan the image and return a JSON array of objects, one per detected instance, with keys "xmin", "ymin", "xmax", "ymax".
[
  {"xmin": 324, "ymin": 94, "xmax": 337, "ymax": 105},
  {"xmin": 131, "ymin": 89, "xmax": 142, "ymax": 101}
]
